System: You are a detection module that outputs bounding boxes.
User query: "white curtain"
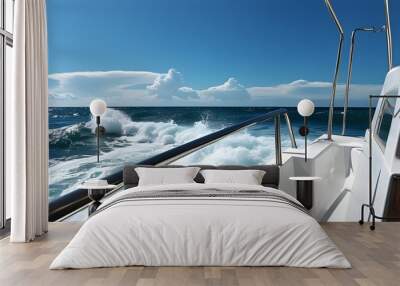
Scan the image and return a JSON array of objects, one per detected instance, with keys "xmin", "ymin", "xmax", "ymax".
[{"xmin": 8, "ymin": 0, "xmax": 49, "ymax": 242}]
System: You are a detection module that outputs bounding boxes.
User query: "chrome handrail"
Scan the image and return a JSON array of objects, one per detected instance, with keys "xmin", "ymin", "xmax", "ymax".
[
  {"xmin": 341, "ymin": 26, "xmax": 385, "ymax": 135},
  {"xmin": 158, "ymin": 112, "xmax": 296, "ymax": 166},
  {"xmin": 324, "ymin": 0, "xmax": 344, "ymax": 35},
  {"xmin": 49, "ymin": 109, "xmax": 298, "ymax": 221},
  {"xmin": 342, "ymin": 0, "xmax": 393, "ymax": 135},
  {"xmin": 324, "ymin": 0, "xmax": 344, "ymax": 140},
  {"xmin": 384, "ymin": 0, "xmax": 393, "ymax": 70},
  {"xmin": 284, "ymin": 112, "xmax": 297, "ymax": 149},
  {"xmin": 274, "ymin": 115, "xmax": 282, "ymax": 165},
  {"xmin": 140, "ymin": 109, "xmax": 296, "ymax": 166}
]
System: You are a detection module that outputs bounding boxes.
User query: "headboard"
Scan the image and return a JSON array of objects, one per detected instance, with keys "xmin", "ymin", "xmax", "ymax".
[{"xmin": 123, "ymin": 165, "xmax": 280, "ymax": 189}]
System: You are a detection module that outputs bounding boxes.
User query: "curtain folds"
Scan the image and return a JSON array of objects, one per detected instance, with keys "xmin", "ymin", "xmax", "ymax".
[{"xmin": 9, "ymin": 0, "xmax": 49, "ymax": 242}]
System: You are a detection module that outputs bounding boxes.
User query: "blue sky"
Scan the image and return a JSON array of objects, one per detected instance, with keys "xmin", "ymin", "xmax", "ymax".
[{"xmin": 47, "ymin": 0, "xmax": 399, "ymax": 107}]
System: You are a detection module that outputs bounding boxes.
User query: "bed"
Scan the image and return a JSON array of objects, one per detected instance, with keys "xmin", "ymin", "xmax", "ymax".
[{"xmin": 50, "ymin": 165, "xmax": 350, "ymax": 269}]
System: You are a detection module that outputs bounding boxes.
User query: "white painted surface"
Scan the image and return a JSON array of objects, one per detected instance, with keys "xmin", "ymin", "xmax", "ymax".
[{"xmin": 278, "ymin": 66, "xmax": 400, "ymax": 223}]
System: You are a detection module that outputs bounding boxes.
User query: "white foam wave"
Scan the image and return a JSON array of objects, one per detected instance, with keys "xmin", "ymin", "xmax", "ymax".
[
  {"xmin": 177, "ymin": 131, "xmax": 293, "ymax": 166},
  {"xmin": 50, "ymin": 109, "xmax": 214, "ymax": 197},
  {"xmin": 85, "ymin": 108, "xmax": 211, "ymax": 145},
  {"xmin": 49, "ymin": 123, "xmax": 87, "ymax": 146}
]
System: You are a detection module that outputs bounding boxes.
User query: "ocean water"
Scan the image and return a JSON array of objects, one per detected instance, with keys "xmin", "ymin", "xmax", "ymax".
[{"xmin": 49, "ymin": 107, "xmax": 369, "ymax": 200}]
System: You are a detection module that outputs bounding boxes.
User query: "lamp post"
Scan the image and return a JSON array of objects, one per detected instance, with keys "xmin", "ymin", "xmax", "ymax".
[
  {"xmin": 297, "ymin": 99, "xmax": 315, "ymax": 162},
  {"xmin": 89, "ymin": 99, "xmax": 107, "ymax": 163}
]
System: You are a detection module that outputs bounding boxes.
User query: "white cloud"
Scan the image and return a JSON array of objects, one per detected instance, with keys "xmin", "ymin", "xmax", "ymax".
[
  {"xmin": 49, "ymin": 70, "xmax": 159, "ymax": 82},
  {"xmin": 248, "ymin": 80, "xmax": 331, "ymax": 96},
  {"xmin": 198, "ymin": 78, "xmax": 251, "ymax": 105},
  {"xmin": 146, "ymin": 69, "xmax": 185, "ymax": 99},
  {"xmin": 248, "ymin": 80, "xmax": 382, "ymax": 106},
  {"xmin": 48, "ymin": 70, "xmax": 159, "ymax": 106},
  {"xmin": 48, "ymin": 70, "xmax": 382, "ymax": 107},
  {"xmin": 49, "ymin": 92, "xmax": 76, "ymax": 100},
  {"xmin": 154, "ymin": 75, "xmax": 251, "ymax": 105}
]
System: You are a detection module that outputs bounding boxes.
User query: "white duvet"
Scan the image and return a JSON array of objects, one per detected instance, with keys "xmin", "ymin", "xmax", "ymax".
[{"xmin": 50, "ymin": 183, "xmax": 350, "ymax": 269}]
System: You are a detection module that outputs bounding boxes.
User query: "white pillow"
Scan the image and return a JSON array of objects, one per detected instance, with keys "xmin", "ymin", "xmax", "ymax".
[
  {"xmin": 200, "ymin": 169, "xmax": 266, "ymax": 185},
  {"xmin": 135, "ymin": 167, "xmax": 201, "ymax": 186}
]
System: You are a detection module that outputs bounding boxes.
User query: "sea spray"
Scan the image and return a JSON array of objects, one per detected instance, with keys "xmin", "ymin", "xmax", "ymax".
[{"xmin": 49, "ymin": 108, "xmax": 222, "ymax": 198}]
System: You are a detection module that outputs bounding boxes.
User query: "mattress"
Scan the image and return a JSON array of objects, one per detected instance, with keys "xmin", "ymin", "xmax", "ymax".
[{"xmin": 50, "ymin": 183, "xmax": 351, "ymax": 269}]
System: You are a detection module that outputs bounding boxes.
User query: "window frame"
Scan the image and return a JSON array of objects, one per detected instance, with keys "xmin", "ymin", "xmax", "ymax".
[
  {"xmin": 0, "ymin": 0, "xmax": 13, "ymax": 229},
  {"xmin": 374, "ymin": 97, "xmax": 395, "ymax": 151}
]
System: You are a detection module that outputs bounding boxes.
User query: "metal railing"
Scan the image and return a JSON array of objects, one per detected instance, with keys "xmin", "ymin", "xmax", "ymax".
[
  {"xmin": 384, "ymin": 0, "xmax": 393, "ymax": 71},
  {"xmin": 325, "ymin": 0, "xmax": 393, "ymax": 138},
  {"xmin": 324, "ymin": 0, "xmax": 344, "ymax": 140},
  {"xmin": 274, "ymin": 115, "xmax": 283, "ymax": 165},
  {"xmin": 341, "ymin": 26, "xmax": 385, "ymax": 135},
  {"xmin": 49, "ymin": 108, "xmax": 297, "ymax": 221},
  {"xmin": 138, "ymin": 109, "xmax": 296, "ymax": 166},
  {"xmin": 284, "ymin": 113, "xmax": 297, "ymax": 149},
  {"xmin": 341, "ymin": 0, "xmax": 394, "ymax": 135}
]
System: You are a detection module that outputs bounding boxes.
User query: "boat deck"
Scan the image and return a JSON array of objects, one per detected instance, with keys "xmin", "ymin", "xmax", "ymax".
[{"xmin": 0, "ymin": 222, "xmax": 399, "ymax": 286}]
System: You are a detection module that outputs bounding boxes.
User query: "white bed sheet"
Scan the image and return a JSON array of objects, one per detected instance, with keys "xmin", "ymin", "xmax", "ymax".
[{"xmin": 50, "ymin": 183, "xmax": 350, "ymax": 269}]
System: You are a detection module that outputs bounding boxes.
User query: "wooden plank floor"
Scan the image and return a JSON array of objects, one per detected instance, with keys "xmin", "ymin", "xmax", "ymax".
[{"xmin": 0, "ymin": 222, "xmax": 399, "ymax": 286}]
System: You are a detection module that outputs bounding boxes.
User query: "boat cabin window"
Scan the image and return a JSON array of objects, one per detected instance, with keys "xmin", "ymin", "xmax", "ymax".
[{"xmin": 375, "ymin": 97, "xmax": 395, "ymax": 148}]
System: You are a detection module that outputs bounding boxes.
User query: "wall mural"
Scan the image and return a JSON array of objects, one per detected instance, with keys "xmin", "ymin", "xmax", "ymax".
[{"xmin": 47, "ymin": 0, "xmax": 395, "ymax": 200}]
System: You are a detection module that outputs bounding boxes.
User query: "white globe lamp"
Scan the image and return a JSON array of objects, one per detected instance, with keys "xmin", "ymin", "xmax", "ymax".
[
  {"xmin": 89, "ymin": 99, "xmax": 107, "ymax": 162},
  {"xmin": 297, "ymin": 99, "xmax": 315, "ymax": 162},
  {"xmin": 90, "ymin": 99, "xmax": 107, "ymax": 117},
  {"xmin": 297, "ymin": 99, "xmax": 315, "ymax": 117}
]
